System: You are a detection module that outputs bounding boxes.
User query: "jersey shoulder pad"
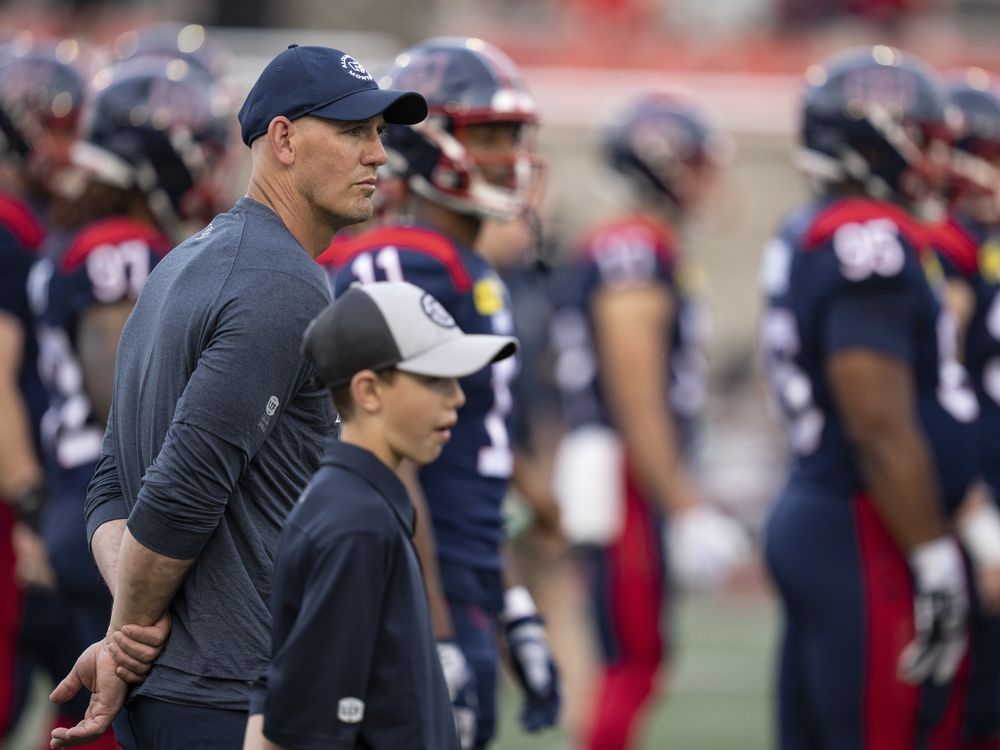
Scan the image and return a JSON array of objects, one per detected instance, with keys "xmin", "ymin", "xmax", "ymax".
[
  {"xmin": 576, "ymin": 214, "xmax": 677, "ymax": 286},
  {"xmin": 803, "ymin": 198, "xmax": 925, "ymax": 251},
  {"xmin": 324, "ymin": 225, "xmax": 473, "ymax": 292},
  {"xmin": 61, "ymin": 218, "xmax": 172, "ymax": 273},
  {"xmin": 0, "ymin": 192, "xmax": 44, "ymax": 252},
  {"xmin": 930, "ymin": 216, "xmax": 979, "ymax": 279}
]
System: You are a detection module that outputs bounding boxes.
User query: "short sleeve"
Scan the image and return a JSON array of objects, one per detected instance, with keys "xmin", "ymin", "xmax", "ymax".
[
  {"xmin": 262, "ymin": 527, "xmax": 394, "ymax": 750},
  {"xmin": 587, "ymin": 225, "xmax": 672, "ymax": 290},
  {"xmin": 823, "ymin": 285, "xmax": 919, "ymax": 364},
  {"xmin": 172, "ymin": 273, "xmax": 329, "ymax": 458}
]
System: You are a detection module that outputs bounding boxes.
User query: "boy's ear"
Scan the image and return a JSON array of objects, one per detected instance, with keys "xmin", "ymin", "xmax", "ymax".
[{"xmin": 350, "ymin": 370, "xmax": 382, "ymax": 414}]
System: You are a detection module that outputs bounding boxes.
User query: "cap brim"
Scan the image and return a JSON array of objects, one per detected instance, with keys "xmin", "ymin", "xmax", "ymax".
[
  {"xmin": 310, "ymin": 88, "xmax": 428, "ymax": 125},
  {"xmin": 396, "ymin": 335, "xmax": 518, "ymax": 380}
]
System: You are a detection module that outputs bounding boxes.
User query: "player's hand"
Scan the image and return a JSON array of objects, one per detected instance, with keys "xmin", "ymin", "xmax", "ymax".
[
  {"xmin": 436, "ymin": 640, "xmax": 478, "ymax": 749},
  {"xmin": 49, "ymin": 639, "xmax": 128, "ymax": 747},
  {"xmin": 668, "ymin": 505, "xmax": 752, "ymax": 592},
  {"xmin": 899, "ymin": 536, "xmax": 969, "ymax": 685},
  {"xmin": 107, "ymin": 612, "xmax": 172, "ymax": 683},
  {"xmin": 500, "ymin": 586, "xmax": 561, "ymax": 732}
]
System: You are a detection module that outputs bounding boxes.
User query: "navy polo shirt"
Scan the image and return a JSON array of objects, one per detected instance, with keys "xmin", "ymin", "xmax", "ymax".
[{"xmin": 252, "ymin": 439, "xmax": 459, "ymax": 750}]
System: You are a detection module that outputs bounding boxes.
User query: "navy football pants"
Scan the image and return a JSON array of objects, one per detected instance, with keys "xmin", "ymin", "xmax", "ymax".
[{"xmin": 765, "ymin": 480, "xmax": 967, "ymax": 749}]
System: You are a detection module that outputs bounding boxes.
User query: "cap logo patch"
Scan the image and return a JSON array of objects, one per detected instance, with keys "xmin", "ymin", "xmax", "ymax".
[
  {"xmin": 421, "ymin": 293, "xmax": 456, "ymax": 328},
  {"xmin": 341, "ymin": 55, "xmax": 373, "ymax": 82},
  {"xmin": 337, "ymin": 697, "xmax": 365, "ymax": 723}
]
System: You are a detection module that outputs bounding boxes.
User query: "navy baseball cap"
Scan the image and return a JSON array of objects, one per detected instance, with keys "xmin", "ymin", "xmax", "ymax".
[{"xmin": 237, "ymin": 44, "xmax": 428, "ymax": 146}]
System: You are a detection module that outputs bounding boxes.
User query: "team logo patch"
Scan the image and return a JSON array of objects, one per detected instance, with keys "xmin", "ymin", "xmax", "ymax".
[
  {"xmin": 337, "ymin": 697, "xmax": 365, "ymax": 724},
  {"xmin": 421, "ymin": 293, "xmax": 456, "ymax": 328},
  {"xmin": 341, "ymin": 55, "xmax": 373, "ymax": 82},
  {"xmin": 981, "ymin": 241, "xmax": 1000, "ymax": 283},
  {"xmin": 473, "ymin": 278, "xmax": 504, "ymax": 316},
  {"xmin": 266, "ymin": 396, "xmax": 280, "ymax": 416}
]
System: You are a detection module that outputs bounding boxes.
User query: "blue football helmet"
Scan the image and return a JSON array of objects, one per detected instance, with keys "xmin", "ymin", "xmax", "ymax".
[
  {"xmin": 943, "ymin": 67, "xmax": 1000, "ymax": 204},
  {"xmin": 73, "ymin": 58, "xmax": 231, "ymax": 227},
  {"xmin": 379, "ymin": 36, "xmax": 539, "ymax": 220},
  {"xmin": 797, "ymin": 45, "xmax": 952, "ymax": 204},
  {"xmin": 603, "ymin": 89, "xmax": 730, "ymax": 210},
  {"xmin": 0, "ymin": 35, "xmax": 90, "ymax": 171}
]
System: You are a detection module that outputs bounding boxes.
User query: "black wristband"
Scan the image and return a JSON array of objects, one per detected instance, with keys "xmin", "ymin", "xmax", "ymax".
[{"xmin": 12, "ymin": 484, "xmax": 47, "ymax": 532}]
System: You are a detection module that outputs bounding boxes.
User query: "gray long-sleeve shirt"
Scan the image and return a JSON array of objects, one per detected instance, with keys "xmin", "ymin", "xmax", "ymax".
[{"xmin": 85, "ymin": 197, "xmax": 335, "ymax": 709}]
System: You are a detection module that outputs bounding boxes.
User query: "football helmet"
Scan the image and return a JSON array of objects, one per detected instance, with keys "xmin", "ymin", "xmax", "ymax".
[
  {"xmin": 72, "ymin": 57, "xmax": 231, "ymax": 228},
  {"xmin": 943, "ymin": 67, "xmax": 1000, "ymax": 206},
  {"xmin": 379, "ymin": 36, "xmax": 539, "ymax": 221},
  {"xmin": 797, "ymin": 45, "xmax": 952, "ymax": 205},
  {"xmin": 603, "ymin": 90, "xmax": 730, "ymax": 210},
  {"xmin": 0, "ymin": 34, "xmax": 90, "ymax": 176}
]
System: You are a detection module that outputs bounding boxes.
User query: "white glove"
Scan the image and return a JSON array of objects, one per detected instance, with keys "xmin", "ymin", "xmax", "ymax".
[
  {"xmin": 437, "ymin": 641, "xmax": 478, "ymax": 749},
  {"xmin": 668, "ymin": 505, "xmax": 752, "ymax": 592},
  {"xmin": 898, "ymin": 536, "xmax": 969, "ymax": 685}
]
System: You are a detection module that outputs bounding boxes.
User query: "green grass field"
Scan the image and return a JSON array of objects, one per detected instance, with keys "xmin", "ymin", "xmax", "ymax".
[{"xmin": 494, "ymin": 592, "xmax": 779, "ymax": 750}]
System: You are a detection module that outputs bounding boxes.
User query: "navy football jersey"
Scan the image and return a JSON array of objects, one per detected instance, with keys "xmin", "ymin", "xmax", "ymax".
[
  {"xmin": 760, "ymin": 197, "xmax": 979, "ymax": 511},
  {"xmin": 321, "ymin": 225, "xmax": 518, "ymax": 571},
  {"xmin": 933, "ymin": 212, "xmax": 1000, "ymax": 495},
  {"xmin": 549, "ymin": 214, "xmax": 709, "ymax": 441},
  {"xmin": 0, "ymin": 191, "xmax": 47, "ymax": 454},
  {"xmin": 31, "ymin": 217, "xmax": 172, "ymax": 472}
]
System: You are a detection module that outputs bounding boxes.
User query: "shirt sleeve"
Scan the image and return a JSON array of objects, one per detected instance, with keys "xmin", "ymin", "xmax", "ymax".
[
  {"xmin": 171, "ymin": 272, "xmax": 329, "ymax": 459},
  {"xmin": 84, "ymin": 446, "xmax": 129, "ymax": 547},
  {"xmin": 823, "ymin": 285, "xmax": 919, "ymax": 364},
  {"xmin": 126, "ymin": 421, "xmax": 245, "ymax": 559},
  {"xmin": 262, "ymin": 527, "xmax": 394, "ymax": 750}
]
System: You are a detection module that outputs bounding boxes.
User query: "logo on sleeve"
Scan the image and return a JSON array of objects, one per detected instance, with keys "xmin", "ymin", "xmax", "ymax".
[
  {"xmin": 337, "ymin": 697, "xmax": 365, "ymax": 724},
  {"xmin": 257, "ymin": 395, "xmax": 280, "ymax": 433}
]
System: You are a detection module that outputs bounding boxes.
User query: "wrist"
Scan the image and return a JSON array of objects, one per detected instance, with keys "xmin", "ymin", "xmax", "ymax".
[
  {"xmin": 12, "ymin": 483, "xmax": 47, "ymax": 531},
  {"xmin": 908, "ymin": 535, "xmax": 964, "ymax": 590},
  {"xmin": 502, "ymin": 585, "xmax": 538, "ymax": 624},
  {"xmin": 958, "ymin": 500, "xmax": 1000, "ymax": 568}
]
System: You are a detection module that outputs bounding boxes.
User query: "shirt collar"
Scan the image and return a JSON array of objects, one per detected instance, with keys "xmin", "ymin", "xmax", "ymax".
[{"xmin": 321, "ymin": 438, "xmax": 415, "ymax": 535}]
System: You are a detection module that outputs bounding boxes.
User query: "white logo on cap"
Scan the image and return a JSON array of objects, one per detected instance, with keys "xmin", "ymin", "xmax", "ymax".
[
  {"xmin": 421, "ymin": 293, "xmax": 456, "ymax": 328},
  {"xmin": 341, "ymin": 55, "xmax": 373, "ymax": 81},
  {"xmin": 337, "ymin": 697, "xmax": 365, "ymax": 723}
]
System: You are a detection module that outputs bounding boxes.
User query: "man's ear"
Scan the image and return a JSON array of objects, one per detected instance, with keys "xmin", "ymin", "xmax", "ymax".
[
  {"xmin": 265, "ymin": 116, "xmax": 296, "ymax": 166},
  {"xmin": 350, "ymin": 370, "xmax": 382, "ymax": 414}
]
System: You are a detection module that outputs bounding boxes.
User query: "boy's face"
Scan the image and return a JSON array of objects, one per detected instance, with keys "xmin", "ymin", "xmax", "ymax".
[{"xmin": 382, "ymin": 371, "xmax": 465, "ymax": 465}]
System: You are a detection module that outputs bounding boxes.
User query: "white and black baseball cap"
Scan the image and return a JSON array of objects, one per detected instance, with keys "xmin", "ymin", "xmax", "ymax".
[{"xmin": 304, "ymin": 281, "xmax": 518, "ymax": 388}]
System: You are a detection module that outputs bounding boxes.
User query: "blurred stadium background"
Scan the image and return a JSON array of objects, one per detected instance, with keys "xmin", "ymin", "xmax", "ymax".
[{"xmin": 4, "ymin": 0, "xmax": 1000, "ymax": 747}]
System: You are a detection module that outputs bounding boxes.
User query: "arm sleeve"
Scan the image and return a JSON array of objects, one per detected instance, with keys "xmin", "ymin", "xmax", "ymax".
[
  {"xmin": 126, "ymin": 421, "xmax": 245, "ymax": 559},
  {"xmin": 263, "ymin": 528, "xmax": 392, "ymax": 750},
  {"xmin": 171, "ymin": 273, "xmax": 329, "ymax": 459},
  {"xmin": 84, "ymin": 449, "xmax": 129, "ymax": 546},
  {"xmin": 823, "ymin": 285, "xmax": 919, "ymax": 364}
]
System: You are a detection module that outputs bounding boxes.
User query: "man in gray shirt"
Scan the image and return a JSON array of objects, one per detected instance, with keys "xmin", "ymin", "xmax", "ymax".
[{"xmin": 48, "ymin": 44, "xmax": 426, "ymax": 749}]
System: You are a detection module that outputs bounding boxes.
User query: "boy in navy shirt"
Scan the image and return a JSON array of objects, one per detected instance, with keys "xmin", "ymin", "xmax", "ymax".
[{"xmin": 245, "ymin": 280, "xmax": 517, "ymax": 750}]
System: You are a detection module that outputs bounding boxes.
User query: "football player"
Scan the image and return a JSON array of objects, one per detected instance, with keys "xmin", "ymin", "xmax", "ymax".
[
  {"xmin": 320, "ymin": 37, "xmax": 561, "ymax": 748},
  {"xmin": 0, "ymin": 33, "xmax": 90, "ymax": 742},
  {"xmin": 760, "ymin": 46, "xmax": 979, "ymax": 748},
  {"xmin": 927, "ymin": 67, "xmax": 1000, "ymax": 749},
  {"xmin": 547, "ymin": 90, "xmax": 748, "ymax": 749}
]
